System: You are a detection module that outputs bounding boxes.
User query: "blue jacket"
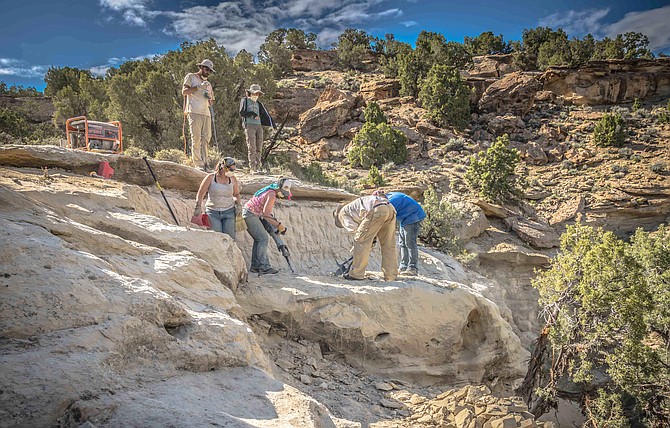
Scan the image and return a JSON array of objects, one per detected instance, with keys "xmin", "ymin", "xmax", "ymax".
[{"xmin": 387, "ymin": 192, "xmax": 426, "ymax": 227}]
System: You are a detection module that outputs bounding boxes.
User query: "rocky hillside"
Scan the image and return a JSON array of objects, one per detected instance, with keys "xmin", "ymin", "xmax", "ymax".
[{"xmin": 1, "ymin": 54, "xmax": 669, "ymax": 427}]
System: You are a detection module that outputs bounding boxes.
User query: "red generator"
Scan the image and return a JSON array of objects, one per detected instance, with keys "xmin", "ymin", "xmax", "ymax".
[{"xmin": 66, "ymin": 116, "xmax": 123, "ymax": 154}]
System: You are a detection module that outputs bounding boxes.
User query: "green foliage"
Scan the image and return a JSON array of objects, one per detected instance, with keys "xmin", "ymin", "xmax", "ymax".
[
  {"xmin": 418, "ymin": 64, "xmax": 472, "ymax": 130},
  {"xmin": 44, "ymin": 66, "xmax": 91, "ymax": 96},
  {"xmin": 347, "ymin": 121, "xmax": 407, "ymax": 169},
  {"xmin": 0, "ymin": 107, "xmax": 28, "ymax": 139},
  {"xmin": 632, "ymin": 98, "xmax": 642, "ymax": 111},
  {"xmin": 513, "ymin": 28, "xmax": 653, "ymax": 70},
  {"xmin": 0, "ymin": 82, "xmax": 41, "ymax": 97},
  {"xmin": 363, "ymin": 102, "xmax": 386, "ymax": 125},
  {"xmin": 153, "ymin": 148, "xmax": 188, "ymax": 164},
  {"xmin": 656, "ymin": 100, "xmax": 670, "ymax": 124},
  {"xmin": 366, "ymin": 165, "xmax": 385, "ymax": 187},
  {"xmin": 258, "ymin": 28, "xmax": 317, "ymax": 78},
  {"xmin": 593, "ymin": 113, "xmax": 626, "ymax": 147},
  {"xmin": 0, "ymin": 106, "xmax": 61, "ymax": 144},
  {"xmin": 397, "ymin": 50, "xmax": 427, "ymax": 97},
  {"xmin": 465, "ymin": 134, "xmax": 520, "ymax": 202},
  {"xmin": 397, "ymin": 31, "xmax": 472, "ymax": 97},
  {"xmin": 301, "ymin": 162, "xmax": 338, "ymax": 187},
  {"xmin": 532, "ymin": 224, "xmax": 670, "ymax": 427},
  {"xmin": 464, "ymin": 31, "xmax": 509, "ymax": 55},
  {"xmin": 418, "ymin": 186, "xmax": 462, "ymax": 253},
  {"xmin": 52, "ymin": 73, "xmax": 110, "ymax": 126},
  {"xmin": 375, "ymin": 34, "xmax": 413, "ymax": 78},
  {"xmin": 123, "ymin": 146, "xmax": 149, "ymax": 158},
  {"xmin": 336, "ymin": 28, "xmax": 373, "ymax": 70}
]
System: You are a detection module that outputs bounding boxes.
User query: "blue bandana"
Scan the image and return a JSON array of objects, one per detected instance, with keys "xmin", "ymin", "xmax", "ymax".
[{"xmin": 254, "ymin": 183, "xmax": 279, "ymax": 197}]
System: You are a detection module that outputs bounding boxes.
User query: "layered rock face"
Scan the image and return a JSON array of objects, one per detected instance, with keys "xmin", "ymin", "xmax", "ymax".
[
  {"xmin": 476, "ymin": 57, "xmax": 670, "ymax": 114},
  {"xmin": 542, "ymin": 58, "xmax": 670, "ymax": 105},
  {"xmin": 0, "ymin": 95, "xmax": 54, "ymax": 123},
  {"xmin": 291, "ymin": 49, "xmax": 339, "ymax": 72}
]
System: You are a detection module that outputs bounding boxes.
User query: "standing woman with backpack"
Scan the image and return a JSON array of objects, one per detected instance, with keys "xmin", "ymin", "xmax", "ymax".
[
  {"xmin": 193, "ymin": 157, "xmax": 240, "ymax": 239},
  {"xmin": 239, "ymin": 84, "xmax": 275, "ymax": 174}
]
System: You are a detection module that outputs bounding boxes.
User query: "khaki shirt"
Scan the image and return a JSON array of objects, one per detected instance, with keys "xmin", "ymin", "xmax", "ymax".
[{"xmin": 183, "ymin": 73, "xmax": 213, "ymax": 116}]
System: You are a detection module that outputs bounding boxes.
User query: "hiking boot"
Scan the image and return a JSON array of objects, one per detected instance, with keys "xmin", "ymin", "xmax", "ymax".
[
  {"xmin": 343, "ymin": 273, "xmax": 364, "ymax": 281},
  {"xmin": 402, "ymin": 268, "xmax": 418, "ymax": 276},
  {"xmin": 258, "ymin": 267, "xmax": 279, "ymax": 275}
]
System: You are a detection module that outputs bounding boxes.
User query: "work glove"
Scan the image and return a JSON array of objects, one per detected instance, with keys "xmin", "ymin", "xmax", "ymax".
[
  {"xmin": 193, "ymin": 204, "xmax": 202, "ymax": 217},
  {"xmin": 278, "ymin": 245, "xmax": 290, "ymax": 258},
  {"xmin": 276, "ymin": 223, "xmax": 287, "ymax": 235}
]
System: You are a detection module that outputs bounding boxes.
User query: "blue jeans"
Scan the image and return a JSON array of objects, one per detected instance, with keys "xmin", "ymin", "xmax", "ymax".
[
  {"xmin": 398, "ymin": 220, "xmax": 421, "ymax": 270},
  {"xmin": 206, "ymin": 207, "xmax": 236, "ymax": 239},
  {"xmin": 243, "ymin": 209, "xmax": 272, "ymax": 271}
]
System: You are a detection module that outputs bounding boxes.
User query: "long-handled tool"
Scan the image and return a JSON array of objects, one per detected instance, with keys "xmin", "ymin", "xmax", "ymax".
[
  {"xmin": 260, "ymin": 218, "xmax": 295, "ymax": 273},
  {"xmin": 143, "ymin": 156, "xmax": 179, "ymax": 226},
  {"xmin": 209, "ymin": 105, "xmax": 220, "ymax": 154}
]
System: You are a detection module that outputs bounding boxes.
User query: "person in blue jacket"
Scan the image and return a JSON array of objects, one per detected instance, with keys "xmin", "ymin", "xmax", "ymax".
[{"xmin": 384, "ymin": 191, "xmax": 426, "ymax": 275}]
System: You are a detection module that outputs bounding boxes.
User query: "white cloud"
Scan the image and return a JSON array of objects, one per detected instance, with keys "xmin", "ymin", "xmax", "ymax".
[
  {"xmin": 0, "ymin": 58, "xmax": 48, "ymax": 77},
  {"xmin": 89, "ymin": 53, "xmax": 160, "ymax": 76},
  {"xmin": 539, "ymin": 8, "xmax": 610, "ymax": 36},
  {"xmin": 99, "ymin": 0, "xmax": 151, "ymax": 26},
  {"xmin": 604, "ymin": 5, "xmax": 670, "ymax": 52},
  {"xmin": 99, "ymin": 0, "xmax": 149, "ymax": 10},
  {"xmin": 99, "ymin": 0, "xmax": 407, "ymax": 54},
  {"xmin": 400, "ymin": 20, "xmax": 417, "ymax": 27}
]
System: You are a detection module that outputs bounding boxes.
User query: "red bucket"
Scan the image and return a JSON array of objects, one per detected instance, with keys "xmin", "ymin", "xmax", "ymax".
[
  {"xmin": 190, "ymin": 213, "xmax": 211, "ymax": 228},
  {"xmin": 97, "ymin": 161, "xmax": 114, "ymax": 179}
]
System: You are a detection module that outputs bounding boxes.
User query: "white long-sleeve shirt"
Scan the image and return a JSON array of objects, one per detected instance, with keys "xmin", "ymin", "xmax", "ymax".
[{"xmin": 338, "ymin": 195, "xmax": 392, "ymax": 233}]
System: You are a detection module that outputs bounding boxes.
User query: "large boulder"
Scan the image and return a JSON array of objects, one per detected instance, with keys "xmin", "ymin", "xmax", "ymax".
[
  {"xmin": 359, "ymin": 79, "xmax": 400, "ymax": 101},
  {"xmin": 504, "ymin": 216, "xmax": 560, "ymax": 249},
  {"xmin": 272, "ymin": 87, "xmax": 321, "ymax": 120},
  {"xmin": 467, "ymin": 54, "xmax": 521, "ymax": 79},
  {"xmin": 478, "ymin": 72, "xmax": 542, "ymax": 116},
  {"xmin": 297, "ymin": 88, "xmax": 360, "ymax": 143},
  {"xmin": 0, "ymin": 145, "xmax": 355, "ymax": 201},
  {"xmin": 290, "ymin": 49, "xmax": 339, "ymax": 72},
  {"xmin": 541, "ymin": 58, "xmax": 670, "ymax": 105},
  {"xmin": 0, "ymin": 172, "xmax": 274, "ymax": 427}
]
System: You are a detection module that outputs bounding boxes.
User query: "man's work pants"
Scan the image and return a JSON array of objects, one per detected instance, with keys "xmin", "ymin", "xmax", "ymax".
[
  {"xmin": 245, "ymin": 124, "xmax": 264, "ymax": 171},
  {"xmin": 188, "ymin": 112, "xmax": 211, "ymax": 169},
  {"xmin": 350, "ymin": 204, "xmax": 398, "ymax": 281}
]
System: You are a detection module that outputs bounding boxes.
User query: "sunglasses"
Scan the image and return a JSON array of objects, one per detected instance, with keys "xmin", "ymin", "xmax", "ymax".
[{"xmin": 200, "ymin": 66, "xmax": 212, "ymax": 73}]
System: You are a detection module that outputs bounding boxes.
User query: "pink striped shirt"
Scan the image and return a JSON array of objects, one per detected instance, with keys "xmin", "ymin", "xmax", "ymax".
[{"xmin": 244, "ymin": 189, "xmax": 273, "ymax": 216}]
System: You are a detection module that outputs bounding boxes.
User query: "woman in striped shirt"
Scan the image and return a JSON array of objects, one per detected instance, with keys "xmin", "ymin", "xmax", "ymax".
[{"xmin": 242, "ymin": 178, "xmax": 292, "ymax": 275}]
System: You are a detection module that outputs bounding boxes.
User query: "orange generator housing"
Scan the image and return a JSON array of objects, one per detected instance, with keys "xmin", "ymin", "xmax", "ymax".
[{"xmin": 66, "ymin": 116, "xmax": 123, "ymax": 154}]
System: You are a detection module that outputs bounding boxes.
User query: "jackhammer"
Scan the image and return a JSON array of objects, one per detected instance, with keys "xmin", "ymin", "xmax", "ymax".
[{"xmin": 260, "ymin": 218, "xmax": 295, "ymax": 273}]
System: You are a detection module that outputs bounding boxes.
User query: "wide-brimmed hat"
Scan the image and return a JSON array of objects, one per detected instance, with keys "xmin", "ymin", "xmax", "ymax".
[
  {"xmin": 333, "ymin": 204, "xmax": 345, "ymax": 228},
  {"xmin": 247, "ymin": 84, "xmax": 264, "ymax": 94},
  {"xmin": 197, "ymin": 59, "xmax": 215, "ymax": 72}
]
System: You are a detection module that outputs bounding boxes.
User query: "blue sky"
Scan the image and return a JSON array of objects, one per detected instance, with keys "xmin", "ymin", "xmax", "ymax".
[{"xmin": 2, "ymin": 0, "xmax": 669, "ymax": 91}]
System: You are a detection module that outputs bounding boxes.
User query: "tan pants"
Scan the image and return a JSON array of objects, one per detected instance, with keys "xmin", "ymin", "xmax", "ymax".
[
  {"xmin": 245, "ymin": 124, "xmax": 264, "ymax": 170},
  {"xmin": 350, "ymin": 204, "xmax": 398, "ymax": 281},
  {"xmin": 188, "ymin": 112, "xmax": 211, "ymax": 169}
]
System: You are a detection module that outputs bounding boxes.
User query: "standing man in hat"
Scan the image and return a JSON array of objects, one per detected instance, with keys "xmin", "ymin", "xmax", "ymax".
[
  {"xmin": 239, "ymin": 84, "xmax": 275, "ymax": 173},
  {"xmin": 183, "ymin": 59, "xmax": 215, "ymax": 171}
]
